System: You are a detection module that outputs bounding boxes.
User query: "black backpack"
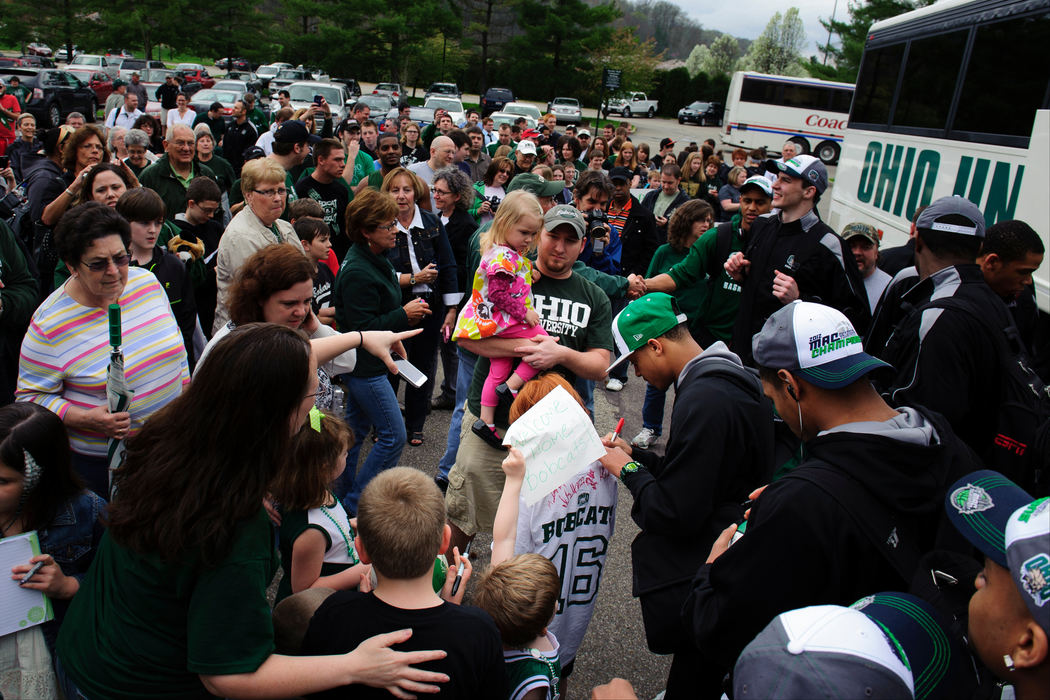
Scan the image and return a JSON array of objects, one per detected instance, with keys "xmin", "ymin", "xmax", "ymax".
[{"xmin": 924, "ymin": 295, "xmax": 1050, "ymax": 496}]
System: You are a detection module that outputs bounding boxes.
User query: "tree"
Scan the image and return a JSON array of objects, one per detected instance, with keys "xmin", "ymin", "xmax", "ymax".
[
  {"xmin": 685, "ymin": 44, "xmax": 710, "ymax": 78},
  {"xmin": 506, "ymin": 0, "xmax": 620, "ymax": 102},
  {"xmin": 456, "ymin": 0, "xmax": 517, "ymax": 92},
  {"xmin": 702, "ymin": 33, "xmax": 739, "ymax": 78},
  {"xmin": 743, "ymin": 7, "xmax": 807, "ymax": 76},
  {"xmin": 589, "ymin": 28, "xmax": 661, "ymax": 103},
  {"xmin": 808, "ymin": 0, "xmax": 923, "ymax": 82}
]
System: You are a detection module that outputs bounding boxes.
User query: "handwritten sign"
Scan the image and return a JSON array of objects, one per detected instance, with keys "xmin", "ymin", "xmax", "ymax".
[{"xmin": 502, "ymin": 385, "xmax": 607, "ymax": 505}]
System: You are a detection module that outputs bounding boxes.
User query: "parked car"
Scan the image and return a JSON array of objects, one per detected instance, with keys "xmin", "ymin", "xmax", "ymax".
[
  {"xmin": 26, "ymin": 43, "xmax": 52, "ymax": 57},
  {"xmin": 305, "ymin": 67, "xmax": 329, "ymax": 82},
  {"xmin": 424, "ymin": 82, "xmax": 460, "ymax": 100},
  {"xmin": 422, "ymin": 97, "xmax": 464, "ymax": 125},
  {"xmin": 118, "ymin": 58, "xmax": 167, "ymax": 81},
  {"xmin": 357, "ymin": 93, "xmax": 395, "ymax": 114},
  {"xmin": 372, "ymin": 82, "xmax": 402, "ymax": 99},
  {"xmin": 215, "ymin": 56, "xmax": 253, "ymax": 70},
  {"xmin": 106, "ymin": 49, "xmax": 135, "ymax": 59},
  {"xmin": 176, "ymin": 62, "xmax": 205, "ymax": 73},
  {"xmin": 480, "ymin": 87, "xmax": 514, "ymax": 116},
  {"xmin": 188, "ymin": 88, "xmax": 244, "ymax": 121},
  {"xmin": 0, "ymin": 57, "xmax": 27, "ymax": 68},
  {"xmin": 502, "ymin": 102, "xmax": 542, "ymax": 122},
  {"xmin": 603, "ymin": 92, "xmax": 658, "ymax": 118},
  {"xmin": 489, "ymin": 111, "xmax": 537, "ymax": 130},
  {"xmin": 546, "ymin": 97, "xmax": 581, "ymax": 124},
  {"xmin": 269, "ymin": 69, "xmax": 313, "ymax": 93},
  {"xmin": 677, "ymin": 100, "xmax": 724, "ymax": 126},
  {"xmin": 19, "ymin": 55, "xmax": 57, "ymax": 68},
  {"xmin": 178, "ymin": 68, "xmax": 215, "ymax": 90},
  {"xmin": 2, "ymin": 68, "xmax": 98, "ymax": 127},
  {"xmin": 331, "ymin": 77, "xmax": 361, "ymax": 97},
  {"xmin": 68, "ymin": 54, "xmax": 119, "ymax": 80},
  {"xmin": 54, "ymin": 45, "xmax": 80, "ymax": 63},
  {"xmin": 222, "ymin": 71, "xmax": 262, "ymax": 94},
  {"xmin": 384, "ymin": 105, "xmax": 434, "ymax": 125},
  {"xmin": 278, "ymin": 81, "xmax": 354, "ymax": 124},
  {"xmin": 80, "ymin": 71, "xmax": 114, "ymax": 104}
]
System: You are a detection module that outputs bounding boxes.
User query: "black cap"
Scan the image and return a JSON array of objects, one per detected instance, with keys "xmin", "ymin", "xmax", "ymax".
[
  {"xmin": 660, "ymin": 137, "xmax": 675, "ymax": 149},
  {"xmin": 242, "ymin": 145, "xmax": 266, "ymax": 162},
  {"xmin": 275, "ymin": 119, "xmax": 321, "ymax": 144},
  {"xmin": 609, "ymin": 166, "xmax": 633, "ymax": 183}
]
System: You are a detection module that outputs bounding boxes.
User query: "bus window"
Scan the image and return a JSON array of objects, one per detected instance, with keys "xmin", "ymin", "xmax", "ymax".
[
  {"xmin": 953, "ymin": 13, "xmax": 1050, "ymax": 141},
  {"xmin": 851, "ymin": 43, "xmax": 904, "ymax": 126},
  {"xmin": 894, "ymin": 30, "xmax": 968, "ymax": 130},
  {"xmin": 830, "ymin": 89, "xmax": 854, "ymax": 114},
  {"xmin": 740, "ymin": 77, "xmax": 779, "ymax": 106},
  {"xmin": 782, "ymin": 84, "xmax": 828, "ymax": 110}
]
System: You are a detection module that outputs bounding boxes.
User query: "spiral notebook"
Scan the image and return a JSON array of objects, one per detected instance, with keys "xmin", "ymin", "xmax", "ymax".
[{"xmin": 0, "ymin": 531, "xmax": 54, "ymax": 637}]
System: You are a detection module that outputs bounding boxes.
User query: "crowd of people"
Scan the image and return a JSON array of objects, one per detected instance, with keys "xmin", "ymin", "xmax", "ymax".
[{"xmin": 0, "ymin": 76, "xmax": 1047, "ymax": 700}]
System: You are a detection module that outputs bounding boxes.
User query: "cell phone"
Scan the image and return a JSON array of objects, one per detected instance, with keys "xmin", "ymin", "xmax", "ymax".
[
  {"xmin": 313, "ymin": 94, "xmax": 324, "ymax": 105},
  {"xmin": 390, "ymin": 351, "xmax": 427, "ymax": 389},
  {"xmin": 0, "ymin": 155, "xmax": 8, "ymax": 169}
]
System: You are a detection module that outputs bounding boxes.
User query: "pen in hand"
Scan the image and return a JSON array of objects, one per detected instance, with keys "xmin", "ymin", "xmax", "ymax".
[
  {"xmin": 19, "ymin": 561, "xmax": 44, "ymax": 585},
  {"xmin": 450, "ymin": 540, "xmax": 472, "ymax": 596}
]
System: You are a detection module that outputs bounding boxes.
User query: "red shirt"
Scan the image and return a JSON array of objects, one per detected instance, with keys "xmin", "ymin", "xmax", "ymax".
[{"xmin": 0, "ymin": 93, "xmax": 20, "ymax": 141}]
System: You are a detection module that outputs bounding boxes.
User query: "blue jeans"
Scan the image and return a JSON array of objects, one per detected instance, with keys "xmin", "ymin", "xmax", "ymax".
[
  {"xmin": 641, "ymin": 382, "xmax": 666, "ymax": 435},
  {"xmin": 337, "ymin": 373, "xmax": 406, "ymax": 514},
  {"xmin": 437, "ymin": 346, "xmax": 477, "ymax": 480},
  {"xmin": 575, "ymin": 378, "xmax": 596, "ymax": 417}
]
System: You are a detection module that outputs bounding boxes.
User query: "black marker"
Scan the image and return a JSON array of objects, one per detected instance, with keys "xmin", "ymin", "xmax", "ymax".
[{"xmin": 450, "ymin": 540, "xmax": 473, "ymax": 596}]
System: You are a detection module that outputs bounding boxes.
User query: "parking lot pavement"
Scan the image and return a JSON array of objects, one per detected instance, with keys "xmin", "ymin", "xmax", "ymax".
[{"xmin": 350, "ymin": 366, "xmax": 673, "ymax": 699}]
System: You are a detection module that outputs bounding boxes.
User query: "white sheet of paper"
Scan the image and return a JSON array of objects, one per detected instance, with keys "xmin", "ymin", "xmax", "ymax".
[
  {"xmin": 0, "ymin": 531, "xmax": 53, "ymax": 638},
  {"xmin": 502, "ymin": 385, "xmax": 607, "ymax": 505}
]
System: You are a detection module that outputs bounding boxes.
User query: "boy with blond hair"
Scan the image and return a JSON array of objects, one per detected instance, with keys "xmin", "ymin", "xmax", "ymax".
[{"xmin": 300, "ymin": 467, "xmax": 505, "ymax": 698}]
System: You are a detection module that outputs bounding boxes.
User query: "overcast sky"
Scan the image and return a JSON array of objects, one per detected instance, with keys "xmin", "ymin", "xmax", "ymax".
[{"xmin": 677, "ymin": 0, "xmax": 843, "ymax": 56}]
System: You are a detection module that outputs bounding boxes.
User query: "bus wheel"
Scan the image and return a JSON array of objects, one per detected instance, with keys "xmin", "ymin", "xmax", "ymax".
[
  {"xmin": 789, "ymin": 137, "xmax": 809, "ymax": 155},
  {"xmin": 815, "ymin": 141, "xmax": 840, "ymax": 165}
]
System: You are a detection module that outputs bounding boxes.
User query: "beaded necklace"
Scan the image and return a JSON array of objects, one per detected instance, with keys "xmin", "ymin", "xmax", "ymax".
[
  {"xmin": 526, "ymin": 647, "xmax": 560, "ymax": 697},
  {"xmin": 318, "ymin": 501, "xmax": 359, "ymax": 565}
]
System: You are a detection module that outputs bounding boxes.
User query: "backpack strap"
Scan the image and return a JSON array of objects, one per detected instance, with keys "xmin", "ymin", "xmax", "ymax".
[{"xmin": 784, "ymin": 462, "xmax": 922, "ymax": 583}]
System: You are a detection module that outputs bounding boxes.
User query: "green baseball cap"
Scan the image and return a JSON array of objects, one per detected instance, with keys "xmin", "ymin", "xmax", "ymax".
[
  {"xmin": 507, "ymin": 172, "xmax": 563, "ymax": 197},
  {"xmin": 607, "ymin": 293, "xmax": 687, "ymax": 373}
]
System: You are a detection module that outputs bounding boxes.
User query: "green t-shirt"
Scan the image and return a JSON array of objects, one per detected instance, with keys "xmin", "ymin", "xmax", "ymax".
[
  {"xmin": 351, "ymin": 150, "xmax": 375, "ymax": 186},
  {"xmin": 647, "ymin": 243, "xmax": 707, "ymax": 327},
  {"xmin": 57, "ymin": 509, "xmax": 279, "ymax": 699},
  {"xmin": 466, "ymin": 270, "xmax": 613, "ymax": 422},
  {"xmin": 666, "ymin": 215, "xmax": 745, "ymax": 343}
]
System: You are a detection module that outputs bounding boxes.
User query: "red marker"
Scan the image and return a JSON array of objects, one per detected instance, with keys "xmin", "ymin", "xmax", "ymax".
[{"xmin": 613, "ymin": 417, "xmax": 625, "ymax": 440}]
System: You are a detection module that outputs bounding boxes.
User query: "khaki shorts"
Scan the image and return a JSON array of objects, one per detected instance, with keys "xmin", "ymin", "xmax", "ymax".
[{"xmin": 444, "ymin": 408, "xmax": 507, "ymax": 537}]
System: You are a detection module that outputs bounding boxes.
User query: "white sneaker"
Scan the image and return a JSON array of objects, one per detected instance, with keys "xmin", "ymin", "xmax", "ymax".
[
  {"xmin": 605, "ymin": 378, "xmax": 624, "ymax": 392},
  {"xmin": 631, "ymin": 427, "xmax": 657, "ymax": 448}
]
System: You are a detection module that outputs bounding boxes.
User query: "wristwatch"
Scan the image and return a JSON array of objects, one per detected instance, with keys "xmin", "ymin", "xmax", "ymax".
[
  {"xmin": 619, "ymin": 461, "xmax": 640, "ymax": 483},
  {"xmin": 409, "ymin": 273, "xmax": 416, "ymax": 284}
]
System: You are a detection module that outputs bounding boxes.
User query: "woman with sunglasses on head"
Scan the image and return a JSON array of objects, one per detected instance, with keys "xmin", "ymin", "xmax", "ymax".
[{"xmin": 16, "ymin": 203, "xmax": 189, "ymax": 498}]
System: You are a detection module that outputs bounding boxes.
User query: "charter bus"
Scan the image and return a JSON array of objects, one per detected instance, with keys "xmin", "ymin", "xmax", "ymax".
[
  {"xmin": 828, "ymin": 0, "xmax": 1050, "ymax": 312},
  {"xmin": 721, "ymin": 71, "xmax": 855, "ymax": 164}
]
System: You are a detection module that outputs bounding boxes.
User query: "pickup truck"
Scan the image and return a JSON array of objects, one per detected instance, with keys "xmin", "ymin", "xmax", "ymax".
[{"xmin": 603, "ymin": 92, "xmax": 658, "ymax": 118}]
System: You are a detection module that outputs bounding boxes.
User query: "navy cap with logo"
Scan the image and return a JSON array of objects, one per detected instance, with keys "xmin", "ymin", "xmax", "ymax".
[
  {"xmin": 944, "ymin": 471, "xmax": 1049, "ymax": 636},
  {"xmin": 777, "ymin": 154, "xmax": 828, "ymax": 194},
  {"xmin": 609, "ymin": 166, "xmax": 633, "ymax": 183},
  {"xmin": 915, "ymin": 195, "xmax": 986, "ymax": 238},
  {"xmin": 275, "ymin": 119, "xmax": 321, "ymax": 144},
  {"xmin": 752, "ymin": 301, "xmax": 891, "ymax": 388}
]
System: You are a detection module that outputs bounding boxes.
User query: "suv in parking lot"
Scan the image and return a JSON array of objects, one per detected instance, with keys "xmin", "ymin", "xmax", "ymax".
[
  {"xmin": 68, "ymin": 54, "xmax": 119, "ymax": 80},
  {"xmin": 480, "ymin": 87, "xmax": 514, "ymax": 116},
  {"xmin": 424, "ymin": 82, "xmax": 460, "ymax": 100},
  {"xmin": 1, "ymin": 67, "xmax": 98, "ymax": 127},
  {"xmin": 677, "ymin": 100, "xmax": 724, "ymax": 126}
]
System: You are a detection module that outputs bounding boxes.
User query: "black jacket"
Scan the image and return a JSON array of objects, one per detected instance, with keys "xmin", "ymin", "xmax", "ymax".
[
  {"xmin": 133, "ymin": 247, "xmax": 197, "ymax": 365},
  {"xmin": 878, "ymin": 239, "xmax": 915, "ymax": 277},
  {"xmin": 615, "ymin": 194, "xmax": 659, "ymax": 277},
  {"xmin": 684, "ymin": 406, "xmax": 978, "ymax": 684},
  {"xmin": 441, "ymin": 208, "xmax": 477, "ymax": 300},
  {"xmin": 731, "ymin": 209, "xmax": 870, "ymax": 365},
  {"xmin": 624, "ymin": 344, "xmax": 774, "ymax": 598},
  {"xmin": 386, "ymin": 208, "xmax": 458, "ymax": 309},
  {"xmin": 640, "ymin": 188, "xmax": 690, "ymax": 245},
  {"xmin": 154, "ymin": 82, "xmax": 180, "ymax": 109},
  {"xmin": 875, "ymin": 265, "xmax": 1012, "ymax": 463}
]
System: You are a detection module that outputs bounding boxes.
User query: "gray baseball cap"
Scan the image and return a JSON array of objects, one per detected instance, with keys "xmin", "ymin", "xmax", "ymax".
[
  {"xmin": 543, "ymin": 205, "xmax": 585, "ymax": 239},
  {"xmin": 752, "ymin": 301, "xmax": 890, "ymax": 388},
  {"xmin": 915, "ymin": 195, "xmax": 985, "ymax": 238},
  {"xmin": 778, "ymin": 154, "xmax": 828, "ymax": 194}
]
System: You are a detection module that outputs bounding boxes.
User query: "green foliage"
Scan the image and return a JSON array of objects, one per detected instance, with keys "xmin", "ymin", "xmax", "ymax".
[
  {"xmin": 743, "ymin": 7, "xmax": 808, "ymax": 77},
  {"xmin": 815, "ymin": 0, "xmax": 922, "ymax": 82},
  {"xmin": 650, "ymin": 66, "xmax": 729, "ymax": 117}
]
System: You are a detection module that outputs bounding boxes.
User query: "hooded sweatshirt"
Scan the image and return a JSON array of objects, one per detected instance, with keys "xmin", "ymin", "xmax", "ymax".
[
  {"xmin": 684, "ymin": 405, "xmax": 978, "ymax": 680},
  {"xmin": 625, "ymin": 342, "xmax": 775, "ymax": 598}
]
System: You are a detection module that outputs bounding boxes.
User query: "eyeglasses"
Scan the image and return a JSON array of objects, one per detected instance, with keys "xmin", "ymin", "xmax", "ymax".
[
  {"xmin": 171, "ymin": 140, "xmax": 194, "ymax": 149},
  {"xmin": 377, "ymin": 221, "xmax": 398, "ymax": 231},
  {"xmin": 252, "ymin": 188, "xmax": 288, "ymax": 198},
  {"xmin": 80, "ymin": 254, "xmax": 130, "ymax": 272},
  {"xmin": 432, "ymin": 187, "xmax": 453, "ymax": 196}
]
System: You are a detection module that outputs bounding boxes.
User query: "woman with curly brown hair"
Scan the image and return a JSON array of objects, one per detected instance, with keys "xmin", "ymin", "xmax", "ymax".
[{"xmin": 40, "ymin": 125, "xmax": 111, "ymax": 226}]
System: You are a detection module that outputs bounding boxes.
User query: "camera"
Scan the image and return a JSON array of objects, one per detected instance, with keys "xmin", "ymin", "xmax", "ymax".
[
  {"xmin": 487, "ymin": 195, "xmax": 501, "ymax": 212},
  {"xmin": 585, "ymin": 209, "xmax": 608, "ymax": 255}
]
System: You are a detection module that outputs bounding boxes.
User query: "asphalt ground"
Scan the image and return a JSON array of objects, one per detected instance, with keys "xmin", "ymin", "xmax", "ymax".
[{"xmin": 344, "ymin": 367, "xmax": 673, "ymax": 700}]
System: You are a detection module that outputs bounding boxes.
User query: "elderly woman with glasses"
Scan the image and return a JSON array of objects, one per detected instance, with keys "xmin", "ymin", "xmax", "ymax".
[
  {"xmin": 16, "ymin": 203, "xmax": 189, "ymax": 497},
  {"xmin": 212, "ymin": 157, "xmax": 302, "ymax": 333}
]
